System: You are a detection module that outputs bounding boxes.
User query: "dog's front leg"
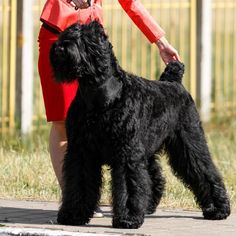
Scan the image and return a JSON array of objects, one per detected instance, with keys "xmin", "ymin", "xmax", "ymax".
[
  {"xmin": 146, "ymin": 156, "xmax": 165, "ymax": 214},
  {"xmin": 111, "ymin": 147, "xmax": 152, "ymax": 229},
  {"xmin": 57, "ymin": 145, "xmax": 102, "ymax": 226}
]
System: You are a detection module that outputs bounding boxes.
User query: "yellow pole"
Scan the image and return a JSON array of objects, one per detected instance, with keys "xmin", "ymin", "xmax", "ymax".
[
  {"xmin": 111, "ymin": 2, "xmax": 118, "ymax": 58},
  {"xmin": 150, "ymin": 0, "xmax": 156, "ymax": 80},
  {"xmin": 131, "ymin": 21, "xmax": 137, "ymax": 74},
  {"xmin": 2, "ymin": 0, "xmax": 9, "ymax": 132},
  {"xmin": 9, "ymin": 0, "xmax": 17, "ymax": 130},
  {"xmin": 121, "ymin": 9, "xmax": 127, "ymax": 69},
  {"xmin": 214, "ymin": 3, "xmax": 222, "ymax": 114},
  {"xmin": 159, "ymin": 0, "xmax": 165, "ymax": 72},
  {"xmin": 234, "ymin": 2, "xmax": 236, "ymax": 110},
  {"xmin": 190, "ymin": 0, "xmax": 197, "ymax": 100},
  {"xmin": 141, "ymin": 36, "xmax": 147, "ymax": 78},
  {"xmin": 223, "ymin": 5, "xmax": 230, "ymax": 108}
]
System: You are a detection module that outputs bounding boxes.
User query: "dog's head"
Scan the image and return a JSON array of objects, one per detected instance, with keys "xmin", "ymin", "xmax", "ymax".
[{"xmin": 50, "ymin": 21, "xmax": 111, "ymax": 83}]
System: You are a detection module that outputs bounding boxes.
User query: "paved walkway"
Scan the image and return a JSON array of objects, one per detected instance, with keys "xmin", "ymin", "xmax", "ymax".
[{"xmin": 0, "ymin": 200, "xmax": 235, "ymax": 236}]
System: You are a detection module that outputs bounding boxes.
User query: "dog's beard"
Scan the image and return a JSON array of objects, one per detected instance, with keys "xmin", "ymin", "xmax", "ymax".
[{"xmin": 50, "ymin": 41, "xmax": 86, "ymax": 83}]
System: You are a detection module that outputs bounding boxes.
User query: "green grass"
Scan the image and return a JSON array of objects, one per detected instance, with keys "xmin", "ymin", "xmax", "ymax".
[
  {"xmin": 0, "ymin": 119, "xmax": 235, "ymax": 211},
  {"xmin": 0, "ymin": 130, "xmax": 60, "ymax": 200}
]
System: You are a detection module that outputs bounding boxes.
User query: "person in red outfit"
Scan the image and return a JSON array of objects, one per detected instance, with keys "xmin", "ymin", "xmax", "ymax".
[{"xmin": 38, "ymin": 0, "xmax": 180, "ymax": 216}]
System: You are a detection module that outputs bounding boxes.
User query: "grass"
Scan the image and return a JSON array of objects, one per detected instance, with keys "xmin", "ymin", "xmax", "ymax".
[
  {"xmin": 0, "ymin": 130, "xmax": 60, "ymax": 200},
  {"xmin": 0, "ymin": 118, "xmax": 235, "ymax": 211}
]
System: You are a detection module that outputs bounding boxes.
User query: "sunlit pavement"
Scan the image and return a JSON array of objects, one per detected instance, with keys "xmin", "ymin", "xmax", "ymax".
[{"xmin": 0, "ymin": 200, "xmax": 235, "ymax": 236}]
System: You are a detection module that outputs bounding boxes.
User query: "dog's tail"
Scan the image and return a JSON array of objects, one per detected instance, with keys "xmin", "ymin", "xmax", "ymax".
[{"xmin": 160, "ymin": 61, "xmax": 185, "ymax": 83}]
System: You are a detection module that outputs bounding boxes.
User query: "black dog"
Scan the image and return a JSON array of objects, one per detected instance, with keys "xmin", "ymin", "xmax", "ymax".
[{"xmin": 50, "ymin": 21, "xmax": 230, "ymax": 229}]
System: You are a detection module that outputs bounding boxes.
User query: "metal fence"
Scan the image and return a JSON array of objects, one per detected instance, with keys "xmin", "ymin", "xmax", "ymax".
[
  {"xmin": 0, "ymin": 0, "xmax": 17, "ymax": 133},
  {"xmin": 212, "ymin": 0, "xmax": 236, "ymax": 115},
  {"xmin": 0, "ymin": 0, "xmax": 236, "ymax": 133}
]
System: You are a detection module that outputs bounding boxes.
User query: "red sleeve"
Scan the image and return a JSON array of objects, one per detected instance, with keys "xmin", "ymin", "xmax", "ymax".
[{"xmin": 118, "ymin": 0, "xmax": 165, "ymax": 43}]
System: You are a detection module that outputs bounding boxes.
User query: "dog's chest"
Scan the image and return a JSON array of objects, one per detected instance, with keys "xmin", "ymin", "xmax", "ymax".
[{"xmin": 84, "ymin": 110, "xmax": 126, "ymax": 160}]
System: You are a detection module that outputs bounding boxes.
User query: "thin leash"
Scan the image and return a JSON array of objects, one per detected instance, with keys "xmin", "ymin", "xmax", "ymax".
[
  {"xmin": 67, "ymin": 0, "xmax": 95, "ymax": 22},
  {"xmin": 79, "ymin": 0, "xmax": 95, "ymax": 22}
]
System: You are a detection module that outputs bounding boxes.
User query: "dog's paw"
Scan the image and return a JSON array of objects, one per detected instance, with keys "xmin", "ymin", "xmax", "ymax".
[
  {"xmin": 203, "ymin": 204, "xmax": 230, "ymax": 220},
  {"xmin": 112, "ymin": 215, "xmax": 144, "ymax": 229},
  {"xmin": 57, "ymin": 208, "xmax": 90, "ymax": 226},
  {"xmin": 145, "ymin": 205, "xmax": 156, "ymax": 215}
]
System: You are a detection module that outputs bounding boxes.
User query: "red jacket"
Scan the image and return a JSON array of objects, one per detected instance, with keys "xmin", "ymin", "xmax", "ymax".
[
  {"xmin": 118, "ymin": 0, "xmax": 165, "ymax": 43},
  {"xmin": 40, "ymin": 0, "xmax": 165, "ymax": 43}
]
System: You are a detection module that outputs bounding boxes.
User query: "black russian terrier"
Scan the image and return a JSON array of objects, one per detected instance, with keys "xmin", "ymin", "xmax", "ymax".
[{"xmin": 50, "ymin": 21, "xmax": 230, "ymax": 229}]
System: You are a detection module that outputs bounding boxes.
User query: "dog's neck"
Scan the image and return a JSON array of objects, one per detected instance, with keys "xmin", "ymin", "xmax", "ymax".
[
  {"xmin": 78, "ymin": 46, "xmax": 125, "ymax": 110},
  {"xmin": 79, "ymin": 71, "xmax": 123, "ymax": 111}
]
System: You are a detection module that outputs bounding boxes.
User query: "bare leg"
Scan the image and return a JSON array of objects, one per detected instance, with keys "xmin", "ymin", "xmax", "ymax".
[{"xmin": 49, "ymin": 121, "xmax": 67, "ymax": 188}]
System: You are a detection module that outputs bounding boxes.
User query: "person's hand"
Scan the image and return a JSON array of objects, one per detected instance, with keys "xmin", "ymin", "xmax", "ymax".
[
  {"xmin": 68, "ymin": 0, "xmax": 90, "ymax": 10},
  {"xmin": 155, "ymin": 36, "xmax": 181, "ymax": 65}
]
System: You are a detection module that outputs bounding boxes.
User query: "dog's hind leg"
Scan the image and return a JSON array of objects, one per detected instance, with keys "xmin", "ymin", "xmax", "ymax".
[
  {"xmin": 57, "ymin": 145, "xmax": 102, "ymax": 226},
  {"xmin": 165, "ymin": 105, "xmax": 230, "ymax": 220},
  {"xmin": 146, "ymin": 156, "xmax": 165, "ymax": 214},
  {"xmin": 111, "ymin": 148, "xmax": 152, "ymax": 229}
]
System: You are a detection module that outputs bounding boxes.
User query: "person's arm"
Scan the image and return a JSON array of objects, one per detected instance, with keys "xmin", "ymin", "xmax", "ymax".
[
  {"xmin": 118, "ymin": 0, "xmax": 180, "ymax": 64},
  {"xmin": 70, "ymin": 0, "xmax": 180, "ymax": 64},
  {"xmin": 118, "ymin": 0, "xmax": 165, "ymax": 43}
]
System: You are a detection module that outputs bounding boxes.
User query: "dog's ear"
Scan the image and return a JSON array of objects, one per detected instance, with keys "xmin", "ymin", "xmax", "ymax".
[{"xmin": 50, "ymin": 23, "xmax": 93, "ymax": 82}]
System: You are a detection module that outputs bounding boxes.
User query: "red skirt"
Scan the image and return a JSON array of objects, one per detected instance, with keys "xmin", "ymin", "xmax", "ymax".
[
  {"xmin": 38, "ymin": 0, "xmax": 103, "ymax": 122},
  {"xmin": 38, "ymin": 27, "xmax": 78, "ymax": 122}
]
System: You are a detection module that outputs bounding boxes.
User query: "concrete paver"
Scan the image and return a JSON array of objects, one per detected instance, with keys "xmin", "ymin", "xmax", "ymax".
[{"xmin": 0, "ymin": 199, "xmax": 235, "ymax": 236}]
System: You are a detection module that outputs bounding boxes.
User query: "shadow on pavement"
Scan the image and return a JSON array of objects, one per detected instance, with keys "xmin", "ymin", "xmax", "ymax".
[
  {"xmin": 0, "ymin": 207, "xmax": 57, "ymax": 225},
  {"xmin": 0, "ymin": 207, "xmax": 203, "ymax": 226}
]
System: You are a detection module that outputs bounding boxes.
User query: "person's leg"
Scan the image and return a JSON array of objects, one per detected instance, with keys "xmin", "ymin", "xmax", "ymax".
[
  {"xmin": 49, "ymin": 121, "xmax": 104, "ymax": 218},
  {"xmin": 49, "ymin": 121, "xmax": 67, "ymax": 188}
]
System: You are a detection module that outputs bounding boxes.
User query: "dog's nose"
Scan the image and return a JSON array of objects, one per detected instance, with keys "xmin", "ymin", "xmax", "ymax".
[
  {"xmin": 54, "ymin": 45, "xmax": 65, "ymax": 57},
  {"xmin": 56, "ymin": 46, "xmax": 64, "ymax": 53}
]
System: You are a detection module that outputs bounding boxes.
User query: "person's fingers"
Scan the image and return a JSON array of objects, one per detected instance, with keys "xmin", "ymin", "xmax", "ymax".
[
  {"xmin": 160, "ymin": 50, "xmax": 180, "ymax": 65},
  {"xmin": 70, "ymin": 0, "xmax": 79, "ymax": 6},
  {"xmin": 71, "ymin": 0, "xmax": 89, "ymax": 9},
  {"xmin": 167, "ymin": 46, "xmax": 180, "ymax": 61},
  {"xmin": 156, "ymin": 37, "xmax": 181, "ymax": 63},
  {"xmin": 77, "ymin": 0, "xmax": 89, "ymax": 9},
  {"xmin": 168, "ymin": 49, "xmax": 181, "ymax": 63},
  {"xmin": 176, "ymin": 53, "xmax": 181, "ymax": 62},
  {"xmin": 160, "ymin": 51, "xmax": 170, "ymax": 65},
  {"xmin": 173, "ymin": 50, "xmax": 181, "ymax": 62}
]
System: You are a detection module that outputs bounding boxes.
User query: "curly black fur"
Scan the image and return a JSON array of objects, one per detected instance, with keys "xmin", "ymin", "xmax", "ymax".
[{"xmin": 50, "ymin": 21, "xmax": 230, "ymax": 229}]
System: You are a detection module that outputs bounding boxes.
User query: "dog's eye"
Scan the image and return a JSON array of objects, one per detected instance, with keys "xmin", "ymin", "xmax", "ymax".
[{"xmin": 54, "ymin": 45, "xmax": 65, "ymax": 57}]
